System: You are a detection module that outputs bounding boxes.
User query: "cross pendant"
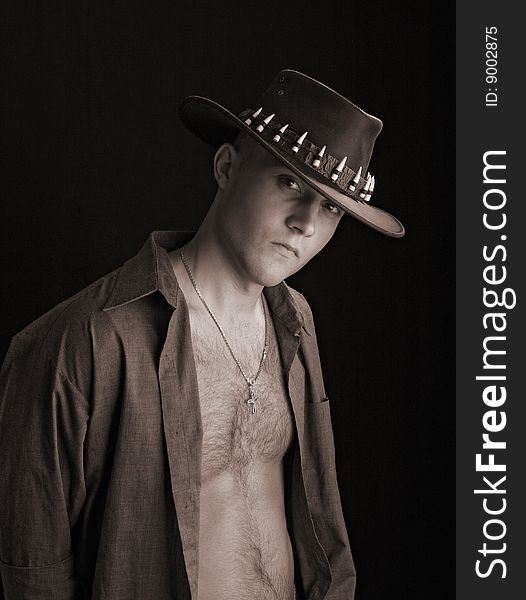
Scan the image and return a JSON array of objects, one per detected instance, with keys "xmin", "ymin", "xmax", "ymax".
[{"xmin": 247, "ymin": 384, "xmax": 257, "ymax": 414}]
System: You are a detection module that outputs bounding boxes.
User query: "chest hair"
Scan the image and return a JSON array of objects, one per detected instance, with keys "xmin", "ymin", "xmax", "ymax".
[{"xmin": 190, "ymin": 311, "xmax": 295, "ymax": 481}]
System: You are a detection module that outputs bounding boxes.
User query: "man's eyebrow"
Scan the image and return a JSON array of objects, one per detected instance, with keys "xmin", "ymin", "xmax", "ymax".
[{"xmin": 272, "ymin": 166, "xmax": 302, "ymax": 180}]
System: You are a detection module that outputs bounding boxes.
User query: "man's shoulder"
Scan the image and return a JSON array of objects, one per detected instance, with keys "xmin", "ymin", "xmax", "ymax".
[
  {"xmin": 1, "ymin": 267, "xmax": 126, "ymax": 396},
  {"xmin": 14, "ymin": 268, "xmax": 120, "ymax": 345},
  {"xmin": 285, "ymin": 284, "xmax": 311, "ymax": 312},
  {"xmin": 281, "ymin": 282, "xmax": 316, "ymax": 334}
]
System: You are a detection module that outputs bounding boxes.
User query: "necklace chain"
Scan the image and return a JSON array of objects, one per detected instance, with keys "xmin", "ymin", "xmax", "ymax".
[{"xmin": 180, "ymin": 246, "xmax": 268, "ymax": 414}]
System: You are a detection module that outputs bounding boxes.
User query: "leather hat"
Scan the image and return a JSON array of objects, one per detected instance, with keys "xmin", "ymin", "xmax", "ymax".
[{"xmin": 179, "ymin": 69, "xmax": 405, "ymax": 237}]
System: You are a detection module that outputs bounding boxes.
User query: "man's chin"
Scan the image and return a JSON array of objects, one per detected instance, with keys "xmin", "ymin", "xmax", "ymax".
[
  {"xmin": 249, "ymin": 259, "xmax": 302, "ymax": 288},
  {"xmin": 258, "ymin": 269, "xmax": 297, "ymax": 288}
]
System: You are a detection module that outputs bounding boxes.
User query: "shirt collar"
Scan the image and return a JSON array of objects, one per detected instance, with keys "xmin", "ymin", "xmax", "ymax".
[{"xmin": 103, "ymin": 230, "xmax": 311, "ymax": 336}]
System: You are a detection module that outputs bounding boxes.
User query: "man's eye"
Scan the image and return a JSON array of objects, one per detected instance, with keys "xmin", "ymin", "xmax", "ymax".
[
  {"xmin": 279, "ymin": 175, "xmax": 301, "ymax": 192},
  {"xmin": 323, "ymin": 202, "xmax": 342, "ymax": 215}
]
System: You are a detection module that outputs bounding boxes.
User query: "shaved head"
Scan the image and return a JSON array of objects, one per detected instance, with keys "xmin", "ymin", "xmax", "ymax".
[{"xmin": 231, "ymin": 131, "xmax": 260, "ymax": 165}]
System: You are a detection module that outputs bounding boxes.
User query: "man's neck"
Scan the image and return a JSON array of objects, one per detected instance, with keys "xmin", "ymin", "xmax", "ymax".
[{"xmin": 168, "ymin": 227, "xmax": 264, "ymax": 325}]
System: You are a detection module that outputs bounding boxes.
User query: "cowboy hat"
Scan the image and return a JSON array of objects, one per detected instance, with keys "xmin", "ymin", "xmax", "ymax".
[{"xmin": 179, "ymin": 69, "xmax": 405, "ymax": 238}]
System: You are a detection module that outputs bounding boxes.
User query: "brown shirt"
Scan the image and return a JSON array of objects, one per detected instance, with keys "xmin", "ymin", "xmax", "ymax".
[{"xmin": 0, "ymin": 231, "xmax": 356, "ymax": 600}]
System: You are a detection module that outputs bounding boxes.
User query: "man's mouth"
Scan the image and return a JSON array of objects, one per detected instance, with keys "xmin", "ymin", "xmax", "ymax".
[{"xmin": 272, "ymin": 242, "xmax": 299, "ymax": 258}]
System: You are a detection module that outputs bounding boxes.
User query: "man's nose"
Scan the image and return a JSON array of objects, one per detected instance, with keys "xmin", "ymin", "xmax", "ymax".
[{"xmin": 285, "ymin": 195, "xmax": 320, "ymax": 237}]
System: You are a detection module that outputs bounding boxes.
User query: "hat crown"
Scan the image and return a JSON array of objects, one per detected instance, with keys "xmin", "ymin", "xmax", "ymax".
[{"xmin": 255, "ymin": 70, "xmax": 382, "ymax": 175}]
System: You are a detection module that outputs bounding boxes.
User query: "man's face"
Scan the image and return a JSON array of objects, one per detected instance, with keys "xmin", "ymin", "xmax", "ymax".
[{"xmin": 213, "ymin": 138, "xmax": 345, "ymax": 287}]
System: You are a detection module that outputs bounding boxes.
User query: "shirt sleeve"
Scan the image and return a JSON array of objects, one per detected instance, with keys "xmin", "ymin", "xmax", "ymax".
[{"xmin": 0, "ymin": 334, "xmax": 88, "ymax": 599}]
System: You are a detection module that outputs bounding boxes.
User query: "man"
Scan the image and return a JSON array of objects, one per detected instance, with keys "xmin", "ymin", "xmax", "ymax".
[{"xmin": 0, "ymin": 70, "xmax": 404, "ymax": 599}]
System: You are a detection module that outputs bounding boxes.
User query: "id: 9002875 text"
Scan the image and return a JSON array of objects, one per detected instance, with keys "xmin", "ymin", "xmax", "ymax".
[{"xmin": 485, "ymin": 26, "xmax": 498, "ymax": 107}]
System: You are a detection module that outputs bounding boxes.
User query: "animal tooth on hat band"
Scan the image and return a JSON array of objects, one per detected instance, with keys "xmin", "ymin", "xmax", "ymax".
[
  {"xmin": 244, "ymin": 107, "xmax": 262, "ymax": 125},
  {"xmin": 238, "ymin": 107, "xmax": 379, "ymax": 204},
  {"xmin": 360, "ymin": 173, "xmax": 372, "ymax": 199},
  {"xmin": 256, "ymin": 113, "xmax": 275, "ymax": 132},
  {"xmin": 349, "ymin": 166, "xmax": 362, "ymax": 191},
  {"xmin": 272, "ymin": 123, "xmax": 289, "ymax": 142},
  {"xmin": 292, "ymin": 131, "xmax": 308, "ymax": 153},
  {"xmin": 330, "ymin": 156, "xmax": 347, "ymax": 181},
  {"xmin": 312, "ymin": 145, "xmax": 326, "ymax": 168},
  {"xmin": 364, "ymin": 175, "xmax": 375, "ymax": 202}
]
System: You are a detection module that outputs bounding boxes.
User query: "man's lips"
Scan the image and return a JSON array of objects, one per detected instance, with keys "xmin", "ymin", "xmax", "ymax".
[{"xmin": 272, "ymin": 242, "xmax": 299, "ymax": 258}]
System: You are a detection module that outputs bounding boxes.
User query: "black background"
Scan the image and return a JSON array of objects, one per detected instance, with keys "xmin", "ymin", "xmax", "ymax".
[{"xmin": 1, "ymin": 1, "xmax": 455, "ymax": 598}]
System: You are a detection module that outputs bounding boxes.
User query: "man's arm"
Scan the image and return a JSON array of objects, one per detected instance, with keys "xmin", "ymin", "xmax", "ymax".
[
  {"xmin": 292, "ymin": 288, "xmax": 357, "ymax": 599},
  {"xmin": 306, "ymin": 397, "xmax": 357, "ymax": 599},
  {"xmin": 0, "ymin": 333, "xmax": 88, "ymax": 599}
]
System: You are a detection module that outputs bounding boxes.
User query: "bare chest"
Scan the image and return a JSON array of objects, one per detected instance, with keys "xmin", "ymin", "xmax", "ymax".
[{"xmin": 190, "ymin": 317, "xmax": 295, "ymax": 481}]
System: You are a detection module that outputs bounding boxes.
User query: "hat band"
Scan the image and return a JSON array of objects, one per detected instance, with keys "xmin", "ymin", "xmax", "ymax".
[{"xmin": 238, "ymin": 108, "xmax": 376, "ymax": 203}]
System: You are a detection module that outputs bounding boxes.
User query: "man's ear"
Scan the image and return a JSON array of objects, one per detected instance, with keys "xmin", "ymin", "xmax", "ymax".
[{"xmin": 213, "ymin": 143, "xmax": 238, "ymax": 190}]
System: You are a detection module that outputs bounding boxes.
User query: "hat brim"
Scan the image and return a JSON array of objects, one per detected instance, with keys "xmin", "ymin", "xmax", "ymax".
[{"xmin": 179, "ymin": 96, "xmax": 405, "ymax": 238}]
